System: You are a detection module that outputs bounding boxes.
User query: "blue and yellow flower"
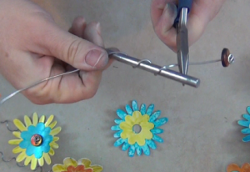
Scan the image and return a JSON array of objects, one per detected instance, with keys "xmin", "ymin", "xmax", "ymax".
[
  {"xmin": 238, "ymin": 106, "xmax": 250, "ymax": 142},
  {"xmin": 8, "ymin": 112, "xmax": 61, "ymax": 170},
  {"xmin": 111, "ymin": 100, "xmax": 168, "ymax": 157}
]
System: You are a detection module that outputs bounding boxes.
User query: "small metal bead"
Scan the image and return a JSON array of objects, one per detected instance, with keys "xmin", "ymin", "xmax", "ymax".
[{"xmin": 221, "ymin": 48, "xmax": 235, "ymax": 67}]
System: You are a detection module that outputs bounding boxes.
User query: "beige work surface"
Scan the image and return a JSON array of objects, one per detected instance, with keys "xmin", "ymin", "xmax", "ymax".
[{"xmin": 0, "ymin": 0, "xmax": 250, "ymax": 172}]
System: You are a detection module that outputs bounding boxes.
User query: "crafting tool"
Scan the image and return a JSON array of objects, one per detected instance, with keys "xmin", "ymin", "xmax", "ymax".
[{"xmin": 174, "ymin": 0, "xmax": 193, "ymax": 75}]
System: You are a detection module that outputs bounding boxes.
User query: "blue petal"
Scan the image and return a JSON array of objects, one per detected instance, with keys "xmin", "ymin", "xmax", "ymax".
[
  {"xmin": 34, "ymin": 147, "xmax": 43, "ymax": 159},
  {"xmin": 125, "ymin": 105, "xmax": 133, "ymax": 115},
  {"xmin": 27, "ymin": 125, "xmax": 37, "ymax": 135},
  {"xmin": 43, "ymin": 135, "xmax": 53, "ymax": 144},
  {"xmin": 140, "ymin": 104, "xmax": 146, "ymax": 115},
  {"xmin": 114, "ymin": 138, "xmax": 126, "ymax": 147},
  {"xmin": 111, "ymin": 125, "xmax": 121, "ymax": 131},
  {"xmin": 26, "ymin": 144, "xmax": 36, "ymax": 156},
  {"xmin": 151, "ymin": 128, "xmax": 164, "ymax": 134},
  {"xmin": 132, "ymin": 100, "xmax": 139, "ymax": 111},
  {"xmin": 242, "ymin": 135, "xmax": 250, "ymax": 142},
  {"xmin": 153, "ymin": 135, "xmax": 164, "ymax": 143},
  {"xmin": 36, "ymin": 123, "xmax": 45, "ymax": 132},
  {"xmin": 141, "ymin": 144, "xmax": 150, "ymax": 156},
  {"xmin": 114, "ymin": 119, "xmax": 123, "ymax": 125},
  {"xmin": 114, "ymin": 130, "xmax": 123, "ymax": 138},
  {"xmin": 20, "ymin": 131, "xmax": 32, "ymax": 141},
  {"xmin": 116, "ymin": 109, "xmax": 127, "ymax": 120},
  {"xmin": 154, "ymin": 118, "xmax": 168, "ymax": 127},
  {"xmin": 238, "ymin": 120, "xmax": 250, "ymax": 127},
  {"xmin": 19, "ymin": 140, "xmax": 30, "ymax": 149},
  {"xmin": 40, "ymin": 127, "xmax": 51, "ymax": 138},
  {"xmin": 146, "ymin": 140, "xmax": 157, "ymax": 150},
  {"xmin": 247, "ymin": 106, "xmax": 250, "ymax": 114},
  {"xmin": 42, "ymin": 144, "xmax": 50, "ymax": 153},
  {"xmin": 146, "ymin": 104, "xmax": 154, "ymax": 116},
  {"xmin": 241, "ymin": 128, "xmax": 250, "ymax": 134},
  {"xmin": 122, "ymin": 142, "xmax": 130, "ymax": 151},
  {"xmin": 135, "ymin": 143, "xmax": 142, "ymax": 156},
  {"xmin": 149, "ymin": 110, "xmax": 161, "ymax": 122},
  {"xmin": 128, "ymin": 145, "xmax": 136, "ymax": 157},
  {"xmin": 243, "ymin": 114, "xmax": 250, "ymax": 121}
]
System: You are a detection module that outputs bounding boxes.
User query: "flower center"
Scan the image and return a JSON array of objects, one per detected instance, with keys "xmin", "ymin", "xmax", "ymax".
[
  {"xmin": 132, "ymin": 124, "xmax": 142, "ymax": 134},
  {"xmin": 31, "ymin": 134, "xmax": 43, "ymax": 146}
]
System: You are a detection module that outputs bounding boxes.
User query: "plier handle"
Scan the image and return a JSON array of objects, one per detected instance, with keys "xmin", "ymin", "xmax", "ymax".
[{"xmin": 174, "ymin": 0, "xmax": 193, "ymax": 75}]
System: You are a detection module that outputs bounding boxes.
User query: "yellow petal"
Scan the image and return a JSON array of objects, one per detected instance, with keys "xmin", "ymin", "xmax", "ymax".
[
  {"xmin": 140, "ymin": 114, "xmax": 150, "ymax": 123},
  {"xmin": 63, "ymin": 157, "xmax": 78, "ymax": 168},
  {"xmin": 8, "ymin": 139, "xmax": 22, "ymax": 145},
  {"xmin": 39, "ymin": 115, "xmax": 45, "ymax": 123},
  {"xmin": 124, "ymin": 115, "xmax": 135, "ymax": 125},
  {"xmin": 52, "ymin": 164, "xmax": 67, "ymax": 172},
  {"xmin": 33, "ymin": 112, "xmax": 38, "ymax": 126},
  {"xmin": 50, "ymin": 127, "xmax": 61, "ymax": 136},
  {"xmin": 38, "ymin": 157, "xmax": 44, "ymax": 167},
  {"xmin": 45, "ymin": 115, "xmax": 54, "ymax": 127},
  {"xmin": 132, "ymin": 111, "xmax": 143, "ymax": 123},
  {"xmin": 53, "ymin": 137, "xmax": 59, "ymax": 142},
  {"xmin": 140, "ymin": 129, "xmax": 153, "ymax": 140},
  {"xmin": 91, "ymin": 165, "xmax": 103, "ymax": 172},
  {"xmin": 120, "ymin": 130, "xmax": 133, "ymax": 139},
  {"xmin": 24, "ymin": 115, "xmax": 32, "ymax": 127},
  {"xmin": 140, "ymin": 121, "xmax": 154, "ymax": 130},
  {"xmin": 128, "ymin": 133, "xmax": 137, "ymax": 145},
  {"xmin": 120, "ymin": 122, "xmax": 132, "ymax": 131},
  {"xmin": 49, "ymin": 121, "xmax": 57, "ymax": 129},
  {"xmin": 12, "ymin": 131, "xmax": 21, "ymax": 138},
  {"xmin": 24, "ymin": 155, "xmax": 32, "ymax": 166},
  {"xmin": 13, "ymin": 146, "xmax": 23, "ymax": 154},
  {"xmin": 49, "ymin": 148, "xmax": 55, "ymax": 156},
  {"xmin": 43, "ymin": 153, "xmax": 51, "ymax": 165},
  {"xmin": 137, "ymin": 134, "xmax": 146, "ymax": 146},
  {"xmin": 79, "ymin": 158, "xmax": 91, "ymax": 168},
  {"xmin": 31, "ymin": 157, "xmax": 37, "ymax": 170},
  {"xmin": 50, "ymin": 142, "xmax": 59, "ymax": 149},
  {"xmin": 13, "ymin": 119, "xmax": 26, "ymax": 131},
  {"xmin": 16, "ymin": 151, "xmax": 27, "ymax": 162}
]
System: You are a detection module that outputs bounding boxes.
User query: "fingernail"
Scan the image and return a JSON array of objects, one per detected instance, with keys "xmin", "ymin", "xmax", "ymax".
[
  {"xmin": 164, "ymin": 3, "xmax": 177, "ymax": 18},
  {"xmin": 86, "ymin": 49, "xmax": 108, "ymax": 68}
]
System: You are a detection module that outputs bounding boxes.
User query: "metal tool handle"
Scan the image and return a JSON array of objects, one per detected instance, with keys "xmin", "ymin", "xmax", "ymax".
[{"xmin": 106, "ymin": 48, "xmax": 200, "ymax": 88}]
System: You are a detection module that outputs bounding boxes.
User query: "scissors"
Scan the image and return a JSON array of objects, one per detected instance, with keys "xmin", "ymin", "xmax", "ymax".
[{"xmin": 174, "ymin": 0, "xmax": 193, "ymax": 76}]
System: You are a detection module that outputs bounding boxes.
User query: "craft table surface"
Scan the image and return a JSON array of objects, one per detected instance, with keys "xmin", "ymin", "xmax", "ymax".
[{"xmin": 0, "ymin": 0, "xmax": 249, "ymax": 172}]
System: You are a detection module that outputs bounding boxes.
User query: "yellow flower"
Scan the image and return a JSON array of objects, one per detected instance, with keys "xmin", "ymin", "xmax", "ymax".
[
  {"xmin": 120, "ymin": 111, "xmax": 154, "ymax": 146},
  {"xmin": 52, "ymin": 157, "xmax": 103, "ymax": 172},
  {"xmin": 8, "ymin": 112, "xmax": 61, "ymax": 170}
]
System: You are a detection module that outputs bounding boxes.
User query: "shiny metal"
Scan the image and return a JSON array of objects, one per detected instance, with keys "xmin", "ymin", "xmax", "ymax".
[
  {"xmin": 177, "ymin": 8, "xmax": 189, "ymax": 75},
  {"xmin": 106, "ymin": 48, "xmax": 200, "ymax": 87},
  {"xmin": 228, "ymin": 54, "xmax": 235, "ymax": 64},
  {"xmin": 0, "ymin": 120, "xmax": 18, "ymax": 131}
]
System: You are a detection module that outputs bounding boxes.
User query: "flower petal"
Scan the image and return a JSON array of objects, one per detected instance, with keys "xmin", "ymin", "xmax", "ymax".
[
  {"xmin": 34, "ymin": 146, "xmax": 43, "ymax": 159},
  {"xmin": 146, "ymin": 104, "xmax": 154, "ymax": 116},
  {"xmin": 36, "ymin": 123, "xmax": 45, "ymax": 132},
  {"xmin": 33, "ymin": 112, "xmax": 38, "ymax": 126},
  {"xmin": 41, "ymin": 144, "xmax": 51, "ymax": 154},
  {"xmin": 16, "ymin": 151, "xmax": 27, "ymax": 162},
  {"xmin": 247, "ymin": 106, "xmax": 250, "ymax": 114},
  {"xmin": 39, "ymin": 115, "xmax": 45, "ymax": 123},
  {"xmin": 13, "ymin": 119, "xmax": 26, "ymax": 131},
  {"xmin": 13, "ymin": 146, "xmax": 23, "ymax": 154},
  {"xmin": 140, "ymin": 114, "xmax": 150, "ymax": 123},
  {"xmin": 149, "ymin": 110, "xmax": 161, "ymax": 122},
  {"xmin": 153, "ymin": 135, "xmax": 164, "ymax": 143},
  {"xmin": 154, "ymin": 118, "xmax": 168, "ymax": 127},
  {"xmin": 19, "ymin": 140, "xmax": 30, "ymax": 149},
  {"xmin": 128, "ymin": 145, "xmax": 136, "ymax": 157},
  {"xmin": 125, "ymin": 105, "xmax": 133, "ymax": 115},
  {"xmin": 120, "ymin": 122, "xmax": 132, "ymax": 131},
  {"xmin": 52, "ymin": 164, "xmax": 66, "ymax": 172},
  {"xmin": 135, "ymin": 144, "xmax": 142, "ymax": 156},
  {"xmin": 114, "ymin": 130, "xmax": 123, "ymax": 138},
  {"xmin": 241, "ymin": 128, "xmax": 250, "ymax": 134},
  {"xmin": 50, "ymin": 127, "xmax": 61, "ymax": 136},
  {"xmin": 31, "ymin": 157, "xmax": 37, "ymax": 170},
  {"xmin": 116, "ymin": 109, "xmax": 127, "ymax": 120},
  {"xmin": 53, "ymin": 137, "xmax": 59, "ymax": 142},
  {"xmin": 8, "ymin": 139, "xmax": 22, "ymax": 145},
  {"xmin": 242, "ymin": 135, "xmax": 250, "ymax": 142},
  {"xmin": 43, "ymin": 153, "xmax": 51, "ymax": 165},
  {"xmin": 38, "ymin": 157, "xmax": 44, "ymax": 167},
  {"xmin": 128, "ymin": 133, "xmax": 137, "ymax": 145},
  {"xmin": 238, "ymin": 120, "xmax": 250, "ymax": 127},
  {"xmin": 146, "ymin": 140, "xmax": 157, "ymax": 149},
  {"xmin": 132, "ymin": 100, "xmax": 138, "ymax": 111},
  {"xmin": 137, "ymin": 134, "xmax": 146, "ymax": 146},
  {"xmin": 91, "ymin": 166, "xmax": 103, "ymax": 172},
  {"xmin": 21, "ymin": 131, "xmax": 32, "ymax": 140},
  {"xmin": 80, "ymin": 158, "xmax": 91, "ymax": 168},
  {"xmin": 243, "ymin": 114, "xmax": 250, "ymax": 121},
  {"xmin": 120, "ymin": 130, "xmax": 133, "ymax": 139},
  {"xmin": 142, "ymin": 144, "xmax": 150, "ymax": 156},
  {"xmin": 50, "ymin": 142, "xmax": 59, "ymax": 149},
  {"xmin": 114, "ymin": 138, "xmax": 126, "ymax": 147},
  {"xmin": 45, "ymin": 115, "xmax": 54, "ymax": 127},
  {"xmin": 151, "ymin": 128, "xmax": 164, "ymax": 134},
  {"xmin": 122, "ymin": 142, "xmax": 130, "ymax": 151},
  {"xmin": 12, "ymin": 131, "xmax": 21, "ymax": 138},
  {"xmin": 49, "ymin": 148, "xmax": 55, "ymax": 156},
  {"xmin": 26, "ymin": 144, "xmax": 36, "ymax": 156},
  {"xmin": 24, "ymin": 115, "xmax": 32, "ymax": 127},
  {"xmin": 49, "ymin": 121, "xmax": 57, "ymax": 129},
  {"xmin": 140, "ymin": 121, "xmax": 154, "ymax": 130},
  {"xmin": 140, "ymin": 104, "xmax": 146, "ymax": 115},
  {"xmin": 111, "ymin": 125, "xmax": 120, "ymax": 131},
  {"xmin": 24, "ymin": 155, "xmax": 32, "ymax": 166},
  {"xmin": 63, "ymin": 157, "xmax": 77, "ymax": 168},
  {"xmin": 114, "ymin": 119, "xmax": 123, "ymax": 125},
  {"xmin": 141, "ymin": 130, "xmax": 153, "ymax": 140}
]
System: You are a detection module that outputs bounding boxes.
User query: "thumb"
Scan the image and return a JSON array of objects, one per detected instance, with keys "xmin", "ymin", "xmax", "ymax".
[{"xmin": 39, "ymin": 20, "xmax": 109, "ymax": 71}]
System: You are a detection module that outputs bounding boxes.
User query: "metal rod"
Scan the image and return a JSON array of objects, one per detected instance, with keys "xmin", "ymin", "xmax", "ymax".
[{"xmin": 106, "ymin": 48, "xmax": 200, "ymax": 88}]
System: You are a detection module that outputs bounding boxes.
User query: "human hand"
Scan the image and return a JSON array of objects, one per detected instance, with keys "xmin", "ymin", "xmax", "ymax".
[
  {"xmin": 0, "ymin": 0, "xmax": 112, "ymax": 104},
  {"xmin": 151, "ymin": 0, "xmax": 226, "ymax": 52}
]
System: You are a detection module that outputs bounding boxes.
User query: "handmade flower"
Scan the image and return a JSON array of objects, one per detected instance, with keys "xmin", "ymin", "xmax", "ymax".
[
  {"xmin": 52, "ymin": 157, "xmax": 103, "ymax": 172},
  {"xmin": 227, "ymin": 163, "xmax": 250, "ymax": 172},
  {"xmin": 111, "ymin": 100, "xmax": 168, "ymax": 157},
  {"xmin": 238, "ymin": 106, "xmax": 250, "ymax": 142},
  {"xmin": 8, "ymin": 112, "xmax": 61, "ymax": 170}
]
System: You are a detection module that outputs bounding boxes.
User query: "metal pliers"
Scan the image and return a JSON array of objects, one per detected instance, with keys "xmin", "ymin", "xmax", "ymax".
[{"xmin": 174, "ymin": 0, "xmax": 193, "ymax": 75}]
